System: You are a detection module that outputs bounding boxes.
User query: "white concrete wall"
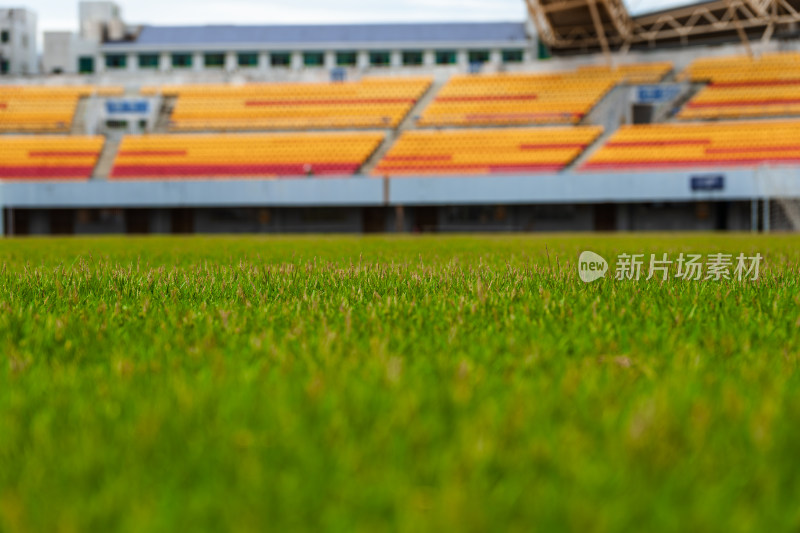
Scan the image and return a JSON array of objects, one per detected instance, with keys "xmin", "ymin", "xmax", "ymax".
[
  {"xmin": 0, "ymin": 8, "xmax": 37, "ymax": 74},
  {"xmin": 42, "ymin": 32, "xmax": 73, "ymax": 74}
]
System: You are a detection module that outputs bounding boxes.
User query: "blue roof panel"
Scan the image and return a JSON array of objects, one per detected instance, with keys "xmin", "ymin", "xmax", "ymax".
[{"xmin": 128, "ymin": 22, "xmax": 528, "ymax": 46}]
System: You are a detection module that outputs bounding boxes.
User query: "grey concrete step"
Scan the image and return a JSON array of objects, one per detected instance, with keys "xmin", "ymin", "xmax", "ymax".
[{"xmin": 92, "ymin": 135, "xmax": 122, "ymax": 180}]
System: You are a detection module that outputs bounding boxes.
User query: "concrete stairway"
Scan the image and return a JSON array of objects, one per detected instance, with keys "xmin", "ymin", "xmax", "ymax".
[
  {"xmin": 661, "ymin": 82, "xmax": 705, "ymax": 122},
  {"xmin": 92, "ymin": 135, "xmax": 122, "ymax": 180},
  {"xmin": 565, "ymin": 127, "xmax": 617, "ymax": 172},
  {"xmin": 360, "ymin": 79, "xmax": 445, "ymax": 175},
  {"xmin": 154, "ymin": 96, "xmax": 177, "ymax": 132},
  {"xmin": 398, "ymin": 79, "xmax": 444, "ymax": 130},
  {"xmin": 70, "ymin": 98, "xmax": 90, "ymax": 135}
]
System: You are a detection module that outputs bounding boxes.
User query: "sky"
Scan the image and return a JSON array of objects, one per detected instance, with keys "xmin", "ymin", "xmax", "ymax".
[{"xmin": 24, "ymin": 0, "xmax": 696, "ymax": 39}]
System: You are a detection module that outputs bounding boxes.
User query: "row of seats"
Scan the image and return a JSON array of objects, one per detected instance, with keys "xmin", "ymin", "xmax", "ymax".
[
  {"xmin": 0, "ymin": 136, "xmax": 104, "ymax": 179},
  {"xmin": 110, "ymin": 132, "xmax": 385, "ymax": 179},
  {"xmin": 5, "ymin": 120, "xmax": 799, "ymax": 180},
  {"xmin": 143, "ymin": 78, "xmax": 432, "ymax": 131},
  {"xmin": 583, "ymin": 120, "xmax": 800, "ymax": 171},
  {"xmin": 0, "ymin": 86, "xmax": 122, "ymax": 132},
  {"xmin": 576, "ymin": 62, "xmax": 674, "ymax": 84},
  {"xmin": 679, "ymin": 52, "xmax": 800, "ymax": 119},
  {"xmin": 373, "ymin": 126, "xmax": 603, "ymax": 175},
  {"xmin": 419, "ymin": 62, "xmax": 672, "ymax": 127}
]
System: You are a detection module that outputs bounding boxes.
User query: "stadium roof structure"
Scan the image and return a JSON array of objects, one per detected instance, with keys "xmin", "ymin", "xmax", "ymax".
[
  {"xmin": 525, "ymin": 0, "xmax": 800, "ymax": 55},
  {"xmin": 102, "ymin": 21, "xmax": 530, "ymax": 50}
]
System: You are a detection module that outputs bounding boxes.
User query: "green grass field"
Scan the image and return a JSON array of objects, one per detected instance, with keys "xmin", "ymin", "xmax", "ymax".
[{"xmin": 1, "ymin": 234, "xmax": 799, "ymax": 532}]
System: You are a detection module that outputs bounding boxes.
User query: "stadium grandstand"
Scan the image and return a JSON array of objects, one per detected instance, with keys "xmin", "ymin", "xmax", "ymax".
[{"xmin": 1, "ymin": 0, "xmax": 800, "ymax": 234}]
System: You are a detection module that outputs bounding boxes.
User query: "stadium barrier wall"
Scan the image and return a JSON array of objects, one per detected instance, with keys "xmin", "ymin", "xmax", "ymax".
[{"xmin": 1, "ymin": 168, "xmax": 799, "ymax": 212}]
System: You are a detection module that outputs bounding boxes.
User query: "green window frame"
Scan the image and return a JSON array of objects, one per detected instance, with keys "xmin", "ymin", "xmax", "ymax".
[
  {"xmin": 303, "ymin": 51, "xmax": 325, "ymax": 67},
  {"xmin": 105, "ymin": 54, "xmax": 127, "ymax": 69},
  {"xmin": 435, "ymin": 50, "xmax": 457, "ymax": 65},
  {"xmin": 204, "ymin": 53, "xmax": 225, "ymax": 68},
  {"xmin": 336, "ymin": 51, "xmax": 357, "ymax": 67},
  {"xmin": 78, "ymin": 56, "xmax": 95, "ymax": 74},
  {"xmin": 237, "ymin": 52, "xmax": 258, "ymax": 67},
  {"xmin": 402, "ymin": 51, "xmax": 423, "ymax": 66},
  {"xmin": 138, "ymin": 54, "xmax": 159, "ymax": 68},
  {"xmin": 0, "ymin": 59, "xmax": 8, "ymax": 74},
  {"xmin": 468, "ymin": 50, "xmax": 490, "ymax": 64},
  {"xmin": 270, "ymin": 52, "xmax": 291, "ymax": 67},
  {"xmin": 171, "ymin": 53, "xmax": 193, "ymax": 68},
  {"xmin": 138, "ymin": 54, "xmax": 160, "ymax": 68},
  {"xmin": 537, "ymin": 39, "xmax": 551, "ymax": 60},
  {"xmin": 369, "ymin": 51, "xmax": 391, "ymax": 67},
  {"xmin": 502, "ymin": 49, "xmax": 524, "ymax": 63},
  {"xmin": 0, "ymin": 30, "xmax": 9, "ymax": 43}
]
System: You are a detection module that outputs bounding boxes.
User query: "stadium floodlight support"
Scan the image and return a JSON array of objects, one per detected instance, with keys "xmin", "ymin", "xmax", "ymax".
[{"xmin": 525, "ymin": 0, "xmax": 800, "ymax": 57}]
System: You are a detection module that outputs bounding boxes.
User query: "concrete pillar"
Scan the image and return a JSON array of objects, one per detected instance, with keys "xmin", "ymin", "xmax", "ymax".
[
  {"xmin": 357, "ymin": 51, "xmax": 370, "ymax": 69},
  {"xmin": 390, "ymin": 50, "xmax": 402, "ymax": 68},
  {"xmin": 324, "ymin": 50, "xmax": 336, "ymax": 69},
  {"xmin": 423, "ymin": 50, "xmax": 435, "ymax": 67},
  {"xmin": 193, "ymin": 52, "xmax": 203, "ymax": 72},
  {"xmin": 127, "ymin": 53, "xmax": 136, "ymax": 72},
  {"xmin": 225, "ymin": 51, "xmax": 237, "ymax": 72},
  {"xmin": 523, "ymin": 48, "xmax": 535, "ymax": 63},
  {"xmin": 291, "ymin": 51, "xmax": 303, "ymax": 70},
  {"xmin": 159, "ymin": 52, "xmax": 170, "ymax": 72},
  {"xmin": 258, "ymin": 51, "xmax": 269, "ymax": 71},
  {"xmin": 457, "ymin": 50, "xmax": 469, "ymax": 68}
]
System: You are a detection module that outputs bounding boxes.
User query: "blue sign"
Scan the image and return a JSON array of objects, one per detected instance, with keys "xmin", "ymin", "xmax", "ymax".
[
  {"xmin": 690, "ymin": 175, "xmax": 725, "ymax": 192},
  {"xmin": 106, "ymin": 100, "xmax": 149, "ymax": 114},
  {"xmin": 330, "ymin": 68, "xmax": 346, "ymax": 82},
  {"xmin": 636, "ymin": 84, "xmax": 682, "ymax": 104}
]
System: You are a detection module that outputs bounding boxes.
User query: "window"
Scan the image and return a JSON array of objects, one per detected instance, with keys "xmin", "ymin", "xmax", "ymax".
[
  {"xmin": 402, "ymin": 51, "xmax": 423, "ymax": 66},
  {"xmin": 271, "ymin": 52, "xmax": 291, "ymax": 67},
  {"xmin": 468, "ymin": 50, "xmax": 490, "ymax": 64},
  {"xmin": 171, "ymin": 53, "xmax": 192, "ymax": 68},
  {"xmin": 303, "ymin": 51, "xmax": 325, "ymax": 67},
  {"xmin": 502, "ymin": 49, "xmax": 524, "ymax": 63},
  {"xmin": 369, "ymin": 51, "xmax": 391, "ymax": 67},
  {"xmin": 78, "ymin": 56, "xmax": 95, "ymax": 74},
  {"xmin": 336, "ymin": 51, "xmax": 357, "ymax": 67},
  {"xmin": 204, "ymin": 53, "xmax": 225, "ymax": 68},
  {"xmin": 105, "ymin": 54, "xmax": 127, "ymax": 69},
  {"xmin": 238, "ymin": 52, "xmax": 258, "ymax": 67},
  {"xmin": 537, "ymin": 39, "xmax": 551, "ymax": 60},
  {"xmin": 0, "ymin": 30, "xmax": 9, "ymax": 43},
  {"xmin": 435, "ymin": 50, "xmax": 457, "ymax": 65},
  {"xmin": 0, "ymin": 59, "xmax": 8, "ymax": 74},
  {"xmin": 138, "ymin": 54, "xmax": 159, "ymax": 69}
]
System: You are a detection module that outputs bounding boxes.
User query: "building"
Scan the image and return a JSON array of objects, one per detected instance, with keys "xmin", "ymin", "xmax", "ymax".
[
  {"xmin": 0, "ymin": 7, "xmax": 37, "ymax": 74},
  {"xmin": 42, "ymin": 1, "xmax": 535, "ymax": 76},
  {"xmin": 43, "ymin": 1, "xmax": 136, "ymax": 75}
]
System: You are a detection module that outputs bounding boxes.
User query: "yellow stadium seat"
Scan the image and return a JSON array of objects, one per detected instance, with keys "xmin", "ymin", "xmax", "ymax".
[
  {"xmin": 679, "ymin": 52, "xmax": 800, "ymax": 119},
  {"xmin": 141, "ymin": 78, "xmax": 432, "ymax": 131},
  {"xmin": 0, "ymin": 136, "xmax": 104, "ymax": 180},
  {"xmin": 373, "ymin": 126, "xmax": 603, "ymax": 175},
  {"xmin": 583, "ymin": 120, "xmax": 800, "ymax": 171},
  {"xmin": 110, "ymin": 132, "xmax": 385, "ymax": 179},
  {"xmin": 0, "ymin": 86, "xmax": 122, "ymax": 132},
  {"xmin": 419, "ymin": 62, "xmax": 671, "ymax": 127}
]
